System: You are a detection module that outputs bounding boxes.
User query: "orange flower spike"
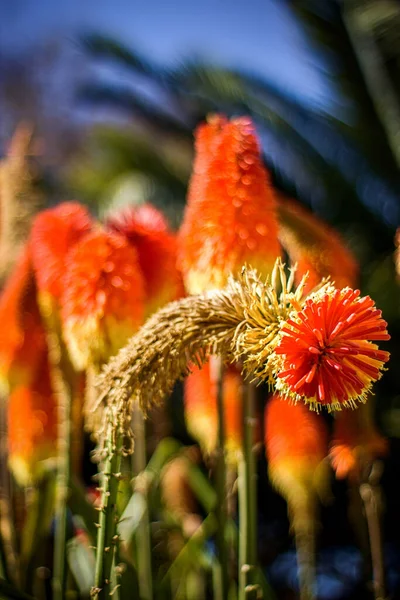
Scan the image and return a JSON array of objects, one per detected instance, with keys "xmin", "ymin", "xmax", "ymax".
[
  {"xmin": 184, "ymin": 362, "xmax": 258, "ymax": 463},
  {"xmin": 8, "ymin": 352, "xmax": 57, "ymax": 486},
  {"xmin": 0, "ymin": 245, "xmax": 47, "ymax": 392},
  {"xmin": 274, "ymin": 288, "xmax": 390, "ymax": 411},
  {"xmin": 61, "ymin": 229, "xmax": 145, "ymax": 370},
  {"xmin": 330, "ymin": 403, "xmax": 388, "ymax": 481},
  {"xmin": 179, "ymin": 115, "xmax": 281, "ymax": 293},
  {"xmin": 265, "ymin": 395, "xmax": 330, "ymax": 524},
  {"xmin": 30, "ymin": 202, "xmax": 92, "ymax": 314},
  {"xmin": 277, "ymin": 197, "xmax": 359, "ymax": 293},
  {"xmin": 106, "ymin": 203, "xmax": 184, "ymax": 317}
]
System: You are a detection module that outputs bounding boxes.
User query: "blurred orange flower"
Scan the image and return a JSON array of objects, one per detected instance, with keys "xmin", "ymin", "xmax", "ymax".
[
  {"xmin": 277, "ymin": 196, "xmax": 358, "ymax": 293},
  {"xmin": 179, "ymin": 115, "xmax": 281, "ymax": 293},
  {"xmin": 274, "ymin": 288, "xmax": 390, "ymax": 410},
  {"xmin": 265, "ymin": 395, "xmax": 330, "ymax": 519},
  {"xmin": 61, "ymin": 229, "xmax": 145, "ymax": 370},
  {"xmin": 106, "ymin": 203, "xmax": 183, "ymax": 317},
  {"xmin": 330, "ymin": 403, "xmax": 388, "ymax": 481},
  {"xmin": 0, "ymin": 245, "xmax": 47, "ymax": 392},
  {"xmin": 184, "ymin": 361, "xmax": 258, "ymax": 463},
  {"xmin": 30, "ymin": 202, "xmax": 92, "ymax": 314},
  {"xmin": 8, "ymin": 351, "xmax": 57, "ymax": 486}
]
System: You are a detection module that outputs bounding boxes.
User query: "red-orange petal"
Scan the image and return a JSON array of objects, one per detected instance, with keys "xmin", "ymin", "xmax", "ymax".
[
  {"xmin": 61, "ymin": 229, "xmax": 145, "ymax": 369},
  {"xmin": 30, "ymin": 202, "xmax": 92, "ymax": 308},
  {"xmin": 106, "ymin": 203, "xmax": 184, "ymax": 317},
  {"xmin": 179, "ymin": 115, "xmax": 281, "ymax": 293},
  {"xmin": 0, "ymin": 244, "xmax": 47, "ymax": 391},
  {"xmin": 277, "ymin": 196, "xmax": 359, "ymax": 293}
]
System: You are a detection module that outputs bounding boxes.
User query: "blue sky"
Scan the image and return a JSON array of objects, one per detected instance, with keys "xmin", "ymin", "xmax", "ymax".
[{"xmin": 0, "ymin": 0, "xmax": 332, "ymax": 108}]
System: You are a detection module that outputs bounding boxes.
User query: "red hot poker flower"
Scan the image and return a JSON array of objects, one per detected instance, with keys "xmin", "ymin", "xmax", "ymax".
[
  {"xmin": 184, "ymin": 361, "xmax": 257, "ymax": 464},
  {"xmin": 61, "ymin": 229, "xmax": 145, "ymax": 370},
  {"xmin": 30, "ymin": 202, "xmax": 92, "ymax": 313},
  {"xmin": 274, "ymin": 288, "xmax": 390, "ymax": 411},
  {"xmin": 265, "ymin": 395, "xmax": 330, "ymax": 512},
  {"xmin": 179, "ymin": 115, "xmax": 281, "ymax": 293},
  {"xmin": 330, "ymin": 403, "xmax": 388, "ymax": 481},
  {"xmin": 0, "ymin": 245, "xmax": 47, "ymax": 392},
  {"xmin": 106, "ymin": 203, "xmax": 183, "ymax": 317},
  {"xmin": 8, "ymin": 351, "xmax": 57, "ymax": 486}
]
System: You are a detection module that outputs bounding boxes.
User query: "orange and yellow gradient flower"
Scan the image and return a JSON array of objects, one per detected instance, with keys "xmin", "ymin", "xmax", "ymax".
[
  {"xmin": 265, "ymin": 395, "xmax": 330, "ymax": 527},
  {"xmin": 277, "ymin": 196, "xmax": 358, "ymax": 293},
  {"xmin": 184, "ymin": 361, "xmax": 258, "ymax": 463},
  {"xmin": 178, "ymin": 115, "xmax": 281, "ymax": 294},
  {"xmin": 61, "ymin": 229, "xmax": 145, "ymax": 370},
  {"xmin": 30, "ymin": 202, "xmax": 92, "ymax": 317},
  {"xmin": 106, "ymin": 203, "xmax": 183, "ymax": 317},
  {"xmin": 274, "ymin": 288, "xmax": 390, "ymax": 410},
  {"xmin": 8, "ymin": 351, "xmax": 57, "ymax": 486},
  {"xmin": 330, "ymin": 403, "xmax": 388, "ymax": 481},
  {"xmin": 0, "ymin": 245, "xmax": 47, "ymax": 392}
]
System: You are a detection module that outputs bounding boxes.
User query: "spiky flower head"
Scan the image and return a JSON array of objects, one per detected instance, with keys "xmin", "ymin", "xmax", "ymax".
[
  {"xmin": 277, "ymin": 196, "xmax": 358, "ymax": 293},
  {"xmin": 265, "ymin": 395, "xmax": 330, "ymax": 517},
  {"xmin": 8, "ymin": 352, "xmax": 57, "ymax": 486},
  {"xmin": 330, "ymin": 403, "xmax": 388, "ymax": 481},
  {"xmin": 0, "ymin": 245, "xmax": 47, "ymax": 392},
  {"xmin": 30, "ymin": 201, "xmax": 92, "ymax": 316},
  {"xmin": 61, "ymin": 229, "xmax": 145, "ymax": 371},
  {"xmin": 184, "ymin": 361, "xmax": 254, "ymax": 464},
  {"xmin": 106, "ymin": 203, "xmax": 183, "ymax": 317},
  {"xmin": 178, "ymin": 114, "xmax": 281, "ymax": 293},
  {"xmin": 273, "ymin": 288, "xmax": 390, "ymax": 411}
]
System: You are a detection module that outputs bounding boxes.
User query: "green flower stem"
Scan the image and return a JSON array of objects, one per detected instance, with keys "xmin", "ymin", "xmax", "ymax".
[
  {"xmin": 295, "ymin": 528, "xmax": 316, "ymax": 600},
  {"xmin": 238, "ymin": 381, "xmax": 262, "ymax": 600},
  {"xmin": 92, "ymin": 432, "xmax": 123, "ymax": 599},
  {"xmin": 213, "ymin": 356, "xmax": 229, "ymax": 600},
  {"xmin": 359, "ymin": 461, "xmax": 388, "ymax": 600},
  {"xmin": 52, "ymin": 366, "xmax": 74, "ymax": 600},
  {"xmin": 132, "ymin": 405, "xmax": 153, "ymax": 600}
]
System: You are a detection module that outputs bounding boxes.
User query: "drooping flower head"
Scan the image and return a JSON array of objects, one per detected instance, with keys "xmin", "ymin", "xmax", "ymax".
[
  {"xmin": 8, "ymin": 351, "xmax": 57, "ymax": 486},
  {"xmin": 30, "ymin": 202, "xmax": 92, "ymax": 316},
  {"xmin": 265, "ymin": 395, "xmax": 330, "ymax": 516},
  {"xmin": 277, "ymin": 197, "xmax": 358, "ymax": 293},
  {"xmin": 179, "ymin": 115, "xmax": 281, "ymax": 293},
  {"xmin": 61, "ymin": 229, "xmax": 145, "ymax": 371},
  {"xmin": 274, "ymin": 288, "xmax": 390, "ymax": 411},
  {"xmin": 330, "ymin": 402, "xmax": 388, "ymax": 481},
  {"xmin": 184, "ymin": 361, "xmax": 260, "ymax": 463},
  {"xmin": 0, "ymin": 245, "xmax": 47, "ymax": 392},
  {"xmin": 106, "ymin": 203, "xmax": 183, "ymax": 317}
]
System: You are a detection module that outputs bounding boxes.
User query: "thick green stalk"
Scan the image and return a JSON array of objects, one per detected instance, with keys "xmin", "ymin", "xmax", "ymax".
[
  {"xmin": 132, "ymin": 406, "xmax": 153, "ymax": 600},
  {"xmin": 92, "ymin": 432, "xmax": 123, "ymax": 599},
  {"xmin": 294, "ymin": 527, "xmax": 316, "ymax": 600},
  {"xmin": 52, "ymin": 366, "xmax": 73, "ymax": 600},
  {"xmin": 213, "ymin": 356, "xmax": 229, "ymax": 600},
  {"xmin": 238, "ymin": 381, "xmax": 262, "ymax": 600}
]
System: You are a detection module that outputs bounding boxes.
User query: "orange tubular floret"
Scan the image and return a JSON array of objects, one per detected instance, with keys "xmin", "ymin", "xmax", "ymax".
[
  {"xmin": 0, "ymin": 245, "xmax": 47, "ymax": 391},
  {"xmin": 330, "ymin": 403, "xmax": 388, "ymax": 481},
  {"xmin": 30, "ymin": 202, "xmax": 92, "ymax": 308},
  {"xmin": 179, "ymin": 114, "xmax": 281, "ymax": 293},
  {"xmin": 8, "ymin": 351, "xmax": 57, "ymax": 486},
  {"xmin": 106, "ymin": 203, "xmax": 184, "ymax": 317},
  {"xmin": 274, "ymin": 288, "xmax": 390, "ymax": 410},
  {"xmin": 277, "ymin": 197, "xmax": 359, "ymax": 293},
  {"xmin": 61, "ymin": 229, "xmax": 145, "ymax": 370},
  {"xmin": 184, "ymin": 361, "xmax": 254, "ymax": 463}
]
